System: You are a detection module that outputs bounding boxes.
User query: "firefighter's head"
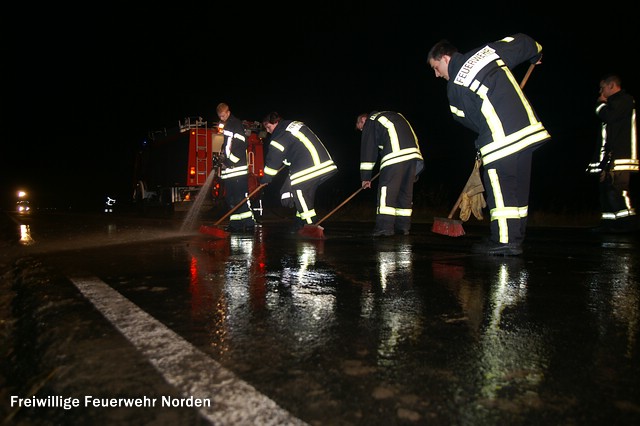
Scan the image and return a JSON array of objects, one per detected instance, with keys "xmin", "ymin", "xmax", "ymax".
[
  {"xmin": 355, "ymin": 113, "xmax": 368, "ymax": 131},
  {"xmin": 216, "ymin": 102, "xmax": 231, "ymax": 123},
  {"xmin": 262, "ymin": 111, "xmax": 281, "ymax": 134},
  {"xmin": 599, "ymin": 74, "xmax": 622, "ymax": 102},
  {"xmin": 427, "ymin": 39, "xmax": 457, "ymax": 81}
]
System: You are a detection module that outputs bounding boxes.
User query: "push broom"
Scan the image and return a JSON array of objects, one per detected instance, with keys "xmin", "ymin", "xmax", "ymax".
[
  {"xmin": 298, "ymin": 172, "xmax": 380, "ymax": 240},
  {"xmin": 199, "ymin": 183, "xmax": 268, "ymax": 239},
  {"xmin": 199, "ymin": 166, "xmax": 285, "ymax": 239},
  {"xmin": 431, "ymin": 63, "xmax": 536, "ymax": 237},
  {"xmin": 431, "ymin": 159, "xmax": 481, "ymax": 237}
]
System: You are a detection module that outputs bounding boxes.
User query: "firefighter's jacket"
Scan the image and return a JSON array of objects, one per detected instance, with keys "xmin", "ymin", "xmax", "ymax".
[
  {"xmin": 446, "ymin": 33, "xmax": 550, "ymax": 165},
  {"xmin": 359, "ymin": 111, "xmax": 424, "ymax": 181},
  {"xmin": 220, "ymin": 115, "xmax": 249, "ymax": 180},
  {"xmin": 587, "ymin": 90, "xmax": 638, "ymax": 174},
  {"xmin": 262, "ymin": 120, "xmax": 337, "ymax": 186}
]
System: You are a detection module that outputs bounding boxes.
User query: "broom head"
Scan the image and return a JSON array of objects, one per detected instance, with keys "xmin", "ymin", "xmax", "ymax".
[
  {"xmin": 199, "ymin": 224, "xmax": 231, "ymax": 239},
  {"xmin": 431, "ymin": 217, "xmax": 465, "ymax": 237},
  {"xmin": 298, "ymin": 224, "xmax": 326, "ymax": 240}
]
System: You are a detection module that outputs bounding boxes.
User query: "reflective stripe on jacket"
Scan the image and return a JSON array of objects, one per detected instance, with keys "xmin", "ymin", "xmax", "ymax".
[
  {"xmin": 359, "ymin": 111, "xmax": 423, "ymax": 181},
  {"xmin": 220, "ymin": 115, "xmax": 248, "ymax": 180},
  {"xmin": 263, "ymin": 120, "xmax": 337, "ymax": 185},
  {"xmin": 590, "ymin": 91, "xmax": 638, "ymax": 173},
  {"xmin": 446, "ymin": 33, "xmax": 551, "ymax": 165}
]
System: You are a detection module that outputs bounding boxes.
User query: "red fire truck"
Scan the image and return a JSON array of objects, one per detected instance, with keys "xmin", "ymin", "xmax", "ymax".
[{"xmin": 133, "ymin": 116, "xmax": 266, "ymax": 215}]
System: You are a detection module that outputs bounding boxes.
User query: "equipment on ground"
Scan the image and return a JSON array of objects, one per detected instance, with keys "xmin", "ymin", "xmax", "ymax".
[
  {"xmin": 432, "ymin": 188, "xmax": 466, "ymax": 237},
  {"xmin": 199, "ymin": 183, "xmax": 269, "ymax": 239},
  {"xmin": 432, "ymin": 158, "xmax": 484, "ymax": 237},
  {"xmin": 298, "ymin": 173, "xmax": 380, "ymax": 240},
  {"xmin": 199, "ymin": 166, "xmax": 285, "ymax": 239}
]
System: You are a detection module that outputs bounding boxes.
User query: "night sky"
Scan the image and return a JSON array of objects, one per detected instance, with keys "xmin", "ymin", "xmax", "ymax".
[{"xmin": 3, "ymin": 8, "xmax": 638, "ymax": 213}]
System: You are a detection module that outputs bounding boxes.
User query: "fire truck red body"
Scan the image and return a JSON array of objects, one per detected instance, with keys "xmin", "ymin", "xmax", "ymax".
[{"xmin": 133, "ymin": 117, "xmax": 265, "ymax": 214}]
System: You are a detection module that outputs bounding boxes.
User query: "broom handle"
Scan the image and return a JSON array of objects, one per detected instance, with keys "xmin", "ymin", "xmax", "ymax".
[
  {"xmin": 447, "ymin": 192, "xmax": 464, "ymax": 219},
  {"xmin": 316, "ymin": 172, "xmax": 380, "ymax": 226},
  {"xmin": 520, "ymin": 63, "xmax": 535, "ymax": 89},
  {"xmin": 213, "ymin": 165, "xmax": 287, "ymax": 225},
  {"xmin": 214, "ymin": 183, "xmax": 268, "ymax": 226}
]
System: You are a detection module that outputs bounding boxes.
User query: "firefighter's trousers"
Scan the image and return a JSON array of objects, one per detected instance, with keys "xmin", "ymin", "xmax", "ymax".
[
  {"xmin": 281, "ymin": 171, "xmax": 336, "ymax": 227},
  {"xmin": 224, "ymin": 175, "xmax": 255, "ymax": 230},
  {"xmin": 599, "ymin": 171, "xmax": 636, "ymax": 228},
  {"xmin": 482, "ymin": 147, "xmax": 535, "ymax": 245},
  {"xmin": 375, "ymin": 160, "xmax": 417, "ymax": 234}
]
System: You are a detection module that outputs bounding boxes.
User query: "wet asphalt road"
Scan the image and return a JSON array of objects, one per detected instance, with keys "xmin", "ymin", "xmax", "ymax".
[{"xmin": 1, "ymin": 210, "xmax": 639, "ymax": 425}]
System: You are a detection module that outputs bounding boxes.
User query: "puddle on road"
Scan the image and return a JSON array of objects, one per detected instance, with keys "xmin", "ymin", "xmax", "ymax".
[{"xmin": 5, "ymin": 213, "xmax": 640, "ymax": 425}]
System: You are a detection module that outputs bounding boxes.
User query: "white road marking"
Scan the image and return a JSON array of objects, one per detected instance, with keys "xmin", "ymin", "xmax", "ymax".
[{"xmin": 71, "ymin": 276, "xmax": 308, "ymax": 426}]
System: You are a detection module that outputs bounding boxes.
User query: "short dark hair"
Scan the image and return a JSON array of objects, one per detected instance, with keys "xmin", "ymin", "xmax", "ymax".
[
  {"xmin": 427, "ymin": 39, "xmax": 458, "ymax": 62},
  {"xmin": 601, "ymin": 74, "xmax": 622, "ymax": 87},
  {"xmin": 262, "ymin": 111, "xmax": 281, "ymax": 125}
]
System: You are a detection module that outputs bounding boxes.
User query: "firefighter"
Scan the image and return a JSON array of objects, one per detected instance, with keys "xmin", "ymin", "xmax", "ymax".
[
  {"xmin": 216, "ymin": 102, "xmax": 256, "ymax": 232},
  {"xmin": 260, "ymin": 112, "xmax": 338, "ymax": 230},
  {"xmin": 427, "ymin": 33, "xmax": 551, "ymax": 256},
  {"xmin": 586, "ymin": 74, "xmax": 638, "ymax": 232},
  {"xmin": 356, "ymin": 111, "xmax": 424, "ymax": 237}
]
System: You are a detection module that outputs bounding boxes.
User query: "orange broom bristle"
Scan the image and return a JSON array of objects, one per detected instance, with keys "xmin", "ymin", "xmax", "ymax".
[
  {"xmin": 431, "ymin": 218, "xmax": 465, "ymax": 237},
  {"xmin": 199, "ymin": 225, "xmax": 231, "ymax": 239},
  {"xmin": 298, "ymin": 224, "xmax": 326, "ymax": 240}
]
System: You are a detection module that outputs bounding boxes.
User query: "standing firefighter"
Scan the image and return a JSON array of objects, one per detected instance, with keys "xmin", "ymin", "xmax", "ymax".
[
  {"xmin": 217, "ymin": 103, "xmax": 256, "ymax": 232},
  {"xmin": 586, "ymin": 74, "xmax": 638, "ymax": 232},
  {"xmin": 427, "ymin": 33, "xmax": 551, "ymax": 256},
  {"xmin": 356, "ymin": 111, "xmax": 424, "ymax": 237},
  {"xmin": 261, "ymin": 112, "xmax": 338, "ymax": 229}
]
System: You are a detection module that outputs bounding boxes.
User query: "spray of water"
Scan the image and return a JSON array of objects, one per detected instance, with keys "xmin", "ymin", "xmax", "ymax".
[{"xmin": 180, "ymin": 171, "xmax": 218, "ymax": 232}]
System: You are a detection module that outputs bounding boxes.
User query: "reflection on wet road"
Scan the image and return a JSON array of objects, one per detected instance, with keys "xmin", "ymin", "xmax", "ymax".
[{"xmin": 2, "ymin": 212, "xmax": 639, "ymax": 425}]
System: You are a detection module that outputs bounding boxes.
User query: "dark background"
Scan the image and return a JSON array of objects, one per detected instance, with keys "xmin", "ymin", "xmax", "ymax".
[{"xmin": 3, "ymin": 7, "xmax": 638, "ymax": 214}]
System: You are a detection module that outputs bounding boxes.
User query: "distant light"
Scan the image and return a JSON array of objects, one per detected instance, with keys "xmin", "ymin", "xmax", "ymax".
[
  {"xmin": 17, "ymin": 203, "xmax": 30, "ymax": 213},
  {"xmin": 17, "ymin": 190, "xmax": 27, "ymax": 198},
  {"xmin": 20, "ymin": 224, "xmax": 34, "ymax": 245},
  {"xmin": 105, "ymin": 196, "xmax": 116, "ymax": 213}
]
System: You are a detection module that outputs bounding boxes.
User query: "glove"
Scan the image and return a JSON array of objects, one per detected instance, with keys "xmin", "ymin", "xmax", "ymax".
[
  {"xmin": 260, "ymin": 172, "xmax": 274, "ymax": 185},
  {"xmin": 280, "ymin": 191, "xmax": 295, "ymax": 208},
  {"xmin": 463, "ymin": 160, "xmax": 484, "ymax": 196},
  {"xmin": 459, "ymin": 192, "xmax": 486, "ymax": 221},
  {"xmin": 459, "ymin": 159, "xmax": 486, "ymax": 221}
]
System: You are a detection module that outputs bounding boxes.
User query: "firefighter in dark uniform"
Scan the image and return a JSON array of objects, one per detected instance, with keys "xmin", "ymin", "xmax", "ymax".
[
  {"xmin": 586, "ymin": 74, "xmax": 638, "ymax": 232},
  {"xmin": 260, "ymin": 112, "xmax": 338, "ymax": 229},
  {"xmin": 428, "ymin": 33, "xmax": 551, "ymax": 256},
  {"xmin": 217, "ymin": 102, "xmax": 256, "ymax": 232},
  {"xmin": 356, "ymin": 111, "xmax": 424, "ymax": 237}
]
